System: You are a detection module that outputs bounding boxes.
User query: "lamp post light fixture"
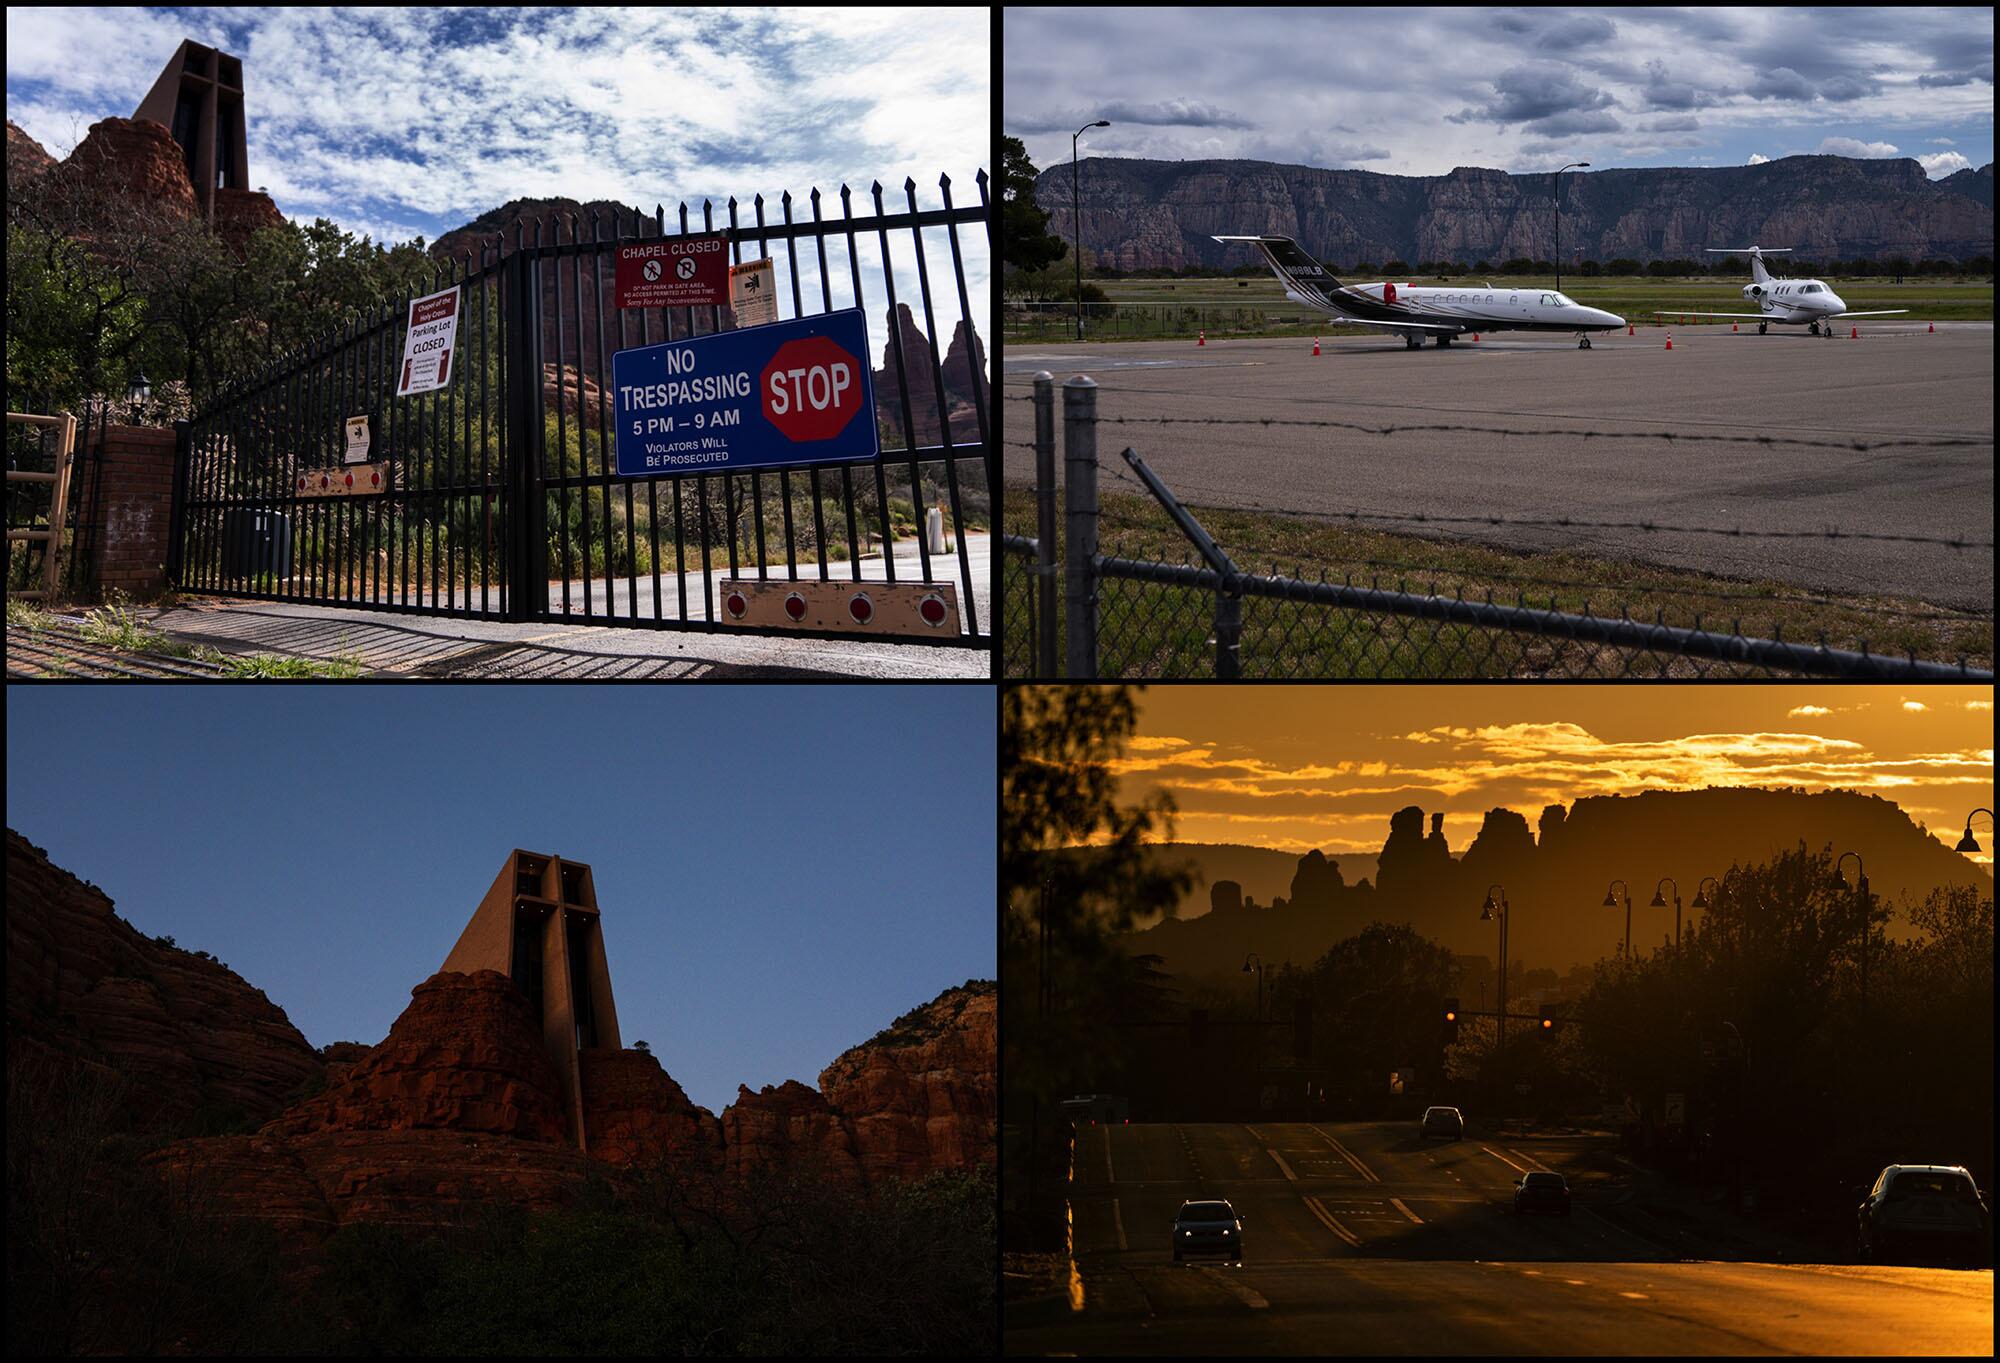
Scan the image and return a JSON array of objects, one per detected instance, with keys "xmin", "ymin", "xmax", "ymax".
[
  {"xmin": 1554, "ymin": 162, "xmax": 1588, "ymax": 294},
  {"xmin": 1479, "ymin": 885, "xmax": 1510, "ymax": 1054},
  {"xmin": 126, "ymin": 371, "xmax": 151, "ymax": 424},
  {"xmin": 1073, "ymin": 120, "xmax": 1110, "ymax": 341},
  {"xmin": 1835, "ymin": 851, "xmax": 1871, "ymax": 1010},
  {"xmin": 1602, "ymin": 879, "xmax": 1632, "ymax": 961},
  {"xmin": 1649, "ymin": 877, "xmax": 1683, "ymax": 952},
  {"xmin": 1241, "ymin": 952, "xmax": 1266, "ymax": 1021},
  {"xmin": 1957, "ymin": 808, "xmax": 1994, "ymax": 854}
]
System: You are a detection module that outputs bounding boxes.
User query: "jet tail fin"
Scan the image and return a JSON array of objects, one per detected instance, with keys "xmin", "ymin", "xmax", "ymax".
[
  {"xmin": 1212, "ymin": 234, "xmax": 1346, "ymax": 307},
  {"xmin": 1705, "ymin": 246, "xmax": 1790, "ymax": 285}
]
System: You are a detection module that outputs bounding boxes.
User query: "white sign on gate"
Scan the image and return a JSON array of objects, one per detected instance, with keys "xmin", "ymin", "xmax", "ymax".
[
  {"xmin": 396, "ymin": 286, "xmax": 461, "ymax": 397},
  {"xmin": 343, "ymin": 414, "xmax": 371, "ymax": 463}
]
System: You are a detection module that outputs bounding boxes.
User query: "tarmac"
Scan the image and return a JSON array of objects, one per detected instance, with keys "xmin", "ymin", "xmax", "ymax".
[{"xmin": 1003, "ymin": 322, "xmax": 1994, "ymax": 612}]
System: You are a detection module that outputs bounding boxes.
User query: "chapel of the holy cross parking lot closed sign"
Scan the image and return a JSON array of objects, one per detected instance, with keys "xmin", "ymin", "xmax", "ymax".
[{"xmin": 611, "ymin": 309, "xmax": 879, "ymax": 476}]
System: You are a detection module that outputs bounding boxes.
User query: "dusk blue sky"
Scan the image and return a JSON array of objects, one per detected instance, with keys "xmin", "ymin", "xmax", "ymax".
[
  {"xmin": 5, "ymin": 686, "xmax": 993, "ymax": 1115},
  {"xmin": 1007, "ymin": 6, "xmax": 1994, "ymax": 179},
  {"xmin": 6, "ymin": 6, "xmax": 990, "ymax": 346}
]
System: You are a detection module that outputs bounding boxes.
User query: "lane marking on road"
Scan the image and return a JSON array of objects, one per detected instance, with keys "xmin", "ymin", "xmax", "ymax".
[
  {"xmin": 1309, "ymin": 1124, "xmax": 1380, "ymax": 1182},
  {"xmin": 1482, "ymin": 1144, "xmax": 1534, "ymax": 1175},
  {"xmin": 1509, "ymin": 1146, "xmax": 1554, "ymax": 1172},
  {"xmin": 1113, "ymin": 1198, "xmax": 1128, "ymax": 1251},
  {"xmin": 1301, "ymin": 1195, "xmax": 1364, "ymax": 1248},
  {"xmin": 1391, "ymin": 1197, "xmax": 1425, "ymax": 1225},
  {"xmin": 1194, "ymin": 1266, "xmax": 1269, "ymax": 1309},
  {"xmin": 1565, "ymin": 1279, "xmax": 1588, "ymax": 1286},
  {"xmin": 1620, "ymin": 1292, "xmax": 1651, "ymax": 1299},
  {"xmin": 1268, "ymin": 1148, "xmax": 1299, "ymax": 1182}
]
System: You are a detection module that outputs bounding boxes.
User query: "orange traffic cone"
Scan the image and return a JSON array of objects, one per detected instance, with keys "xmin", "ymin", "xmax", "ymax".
[
  {"xmin": 1627, "ymin": 323, "xmax": 1633, "ymax": 336},
  {"xmin": 1664, "ymin": 333, "xmax": 1673, "ymax": 350},
  {"xmin": 1732, "ymin": 321, "xmax": 1738, "ymax": 332},
  {"xmin": 1197, "ymin": 329, "xmax": 1205, "ymax": 346},
  {"xmin": 1472, "ymin": 333, "xmax": 1480, "ymax": 342},
  {"xmin": 1850, "ymin": 325, "xmax": 1858, "ymax": 339},
  {"xmin": 1312, "ymin": 337, "xmax": 1320, "ymax": 356},
  {"xmin": 1928, "ymin": 321, "xmax": 1934, "ymax": 333}
]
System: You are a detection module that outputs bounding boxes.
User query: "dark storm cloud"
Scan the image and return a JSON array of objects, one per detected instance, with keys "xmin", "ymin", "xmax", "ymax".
[
  {"xmin": 1522, "ymin": 109, "xmax": 1623, "ymax": 137},
  {"xmin": 1918, "ymin": 59, "xmax": 1994, "ymax": 88},
  {"xmin": 1452, "ymin": 62, "xmax": 1617, "ymax": 127},
  {"xmin": 1747, "ymin": 66, "xmax": 1815, "ymax": 101},
  {"xmin": 1010, "ymin": 98, "xmax": 1254, "ymax": 134},
  {"xmin": 1637, "ymin": 59, "xmax": 1700, "ymax": 111},
  {"xmin": 1488, "ymin": 10, "xmax": 1616, "ymax": 52},
  {"xmin": 1817, "ymin": 74, "xmax": 1879, "ymax": 102},
  {"xmin": 1645, "ymin": 115, "xmax": 1701, "ymax": 132}
]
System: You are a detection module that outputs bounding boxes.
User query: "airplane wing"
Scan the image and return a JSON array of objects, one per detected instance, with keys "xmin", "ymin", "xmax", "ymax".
[
  {"xmin": 1316, "ymin": 314, "xmax": 1462, "ymax": 334},
  {"xmin": 1827, "ymin": 309, "xmax": 1909, "ymax": 318}
]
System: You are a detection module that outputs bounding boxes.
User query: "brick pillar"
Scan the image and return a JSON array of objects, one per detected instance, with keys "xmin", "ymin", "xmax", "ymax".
[{"xmin": 85, "ymin": 424, "xmax": 179, "ymax": 600}]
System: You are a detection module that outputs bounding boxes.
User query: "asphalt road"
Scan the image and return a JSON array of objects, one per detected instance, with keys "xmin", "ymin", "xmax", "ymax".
[
  {"xmin": 1002, "ymin": 323, "xmax": 1994, "ymax": 611},
  {"xmin": 1005, "ymin": 1121, "xmax": 1993, "ymax": 1355}
]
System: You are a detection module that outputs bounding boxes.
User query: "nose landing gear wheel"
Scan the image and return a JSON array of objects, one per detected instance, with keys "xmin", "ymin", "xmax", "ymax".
[
  {"xmin": 1808, "ymin": 320, "xmax": 1821, "ymax": 336},
  {"xmin": 1577, "ymin": 336, "xmax": 1592, "ymax": 349},
  {"xmin": 1758, "ymin": 322, "xmax": 1767, "ymax": 335}
]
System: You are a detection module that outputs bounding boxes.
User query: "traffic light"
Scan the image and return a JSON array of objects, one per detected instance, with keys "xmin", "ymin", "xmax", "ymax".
[
  {"xmin": 1294, "ymin": 1000, "xmax": 1313, "ymax": 1058},
  {"xmin": 1441, "ymin": 997, "xmax": 1460, "ymax": 1046},
  {"xmin": 1190, "ymin": 1007, "xmax": 1209, "ymax": 1050},
  {"xmin": 1538, "ymin": 1003, "xmax": 1557, "ymax": 1032}
]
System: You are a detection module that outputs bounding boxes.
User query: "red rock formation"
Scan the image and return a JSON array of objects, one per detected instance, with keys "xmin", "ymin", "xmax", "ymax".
[
  {"xmin": 213, "ymin": 185, "xmax": 287, "ymax": 255},
  {"xmin": 59, "ymin": 116, "xmax": 199, "ymax": 224},
  {"xmin": 578, "ymin": 1048, "xmax": 722, "ymax": 1167},
  {"xmin": 318, "ymin": 1040, "xmax": 371, "ymax": 1087},
  {"xmin": 266, "ymin": 970, "xmax": 566, "ymax": 1143},
  {"xmin": 6, "ymin": 829, "xmax": 322, "ymax": 1129},
  {"xmin": 6, "ymin": 119, "xmax": 55, "ymax": 188},
  {"xmin": 939, "ymin": 318, "xmax": 990, "ymax": 418},
  {"xmin": 818, "ymin": 981, "xmax": 996, "ymax": 1183},
  {"xmin": 543, "ymin": 362, "xmax": 612, "ymax": 428},
  {"xmin": 721, "ymin": 1079, "xmax": 864, "ymax": 1187}
]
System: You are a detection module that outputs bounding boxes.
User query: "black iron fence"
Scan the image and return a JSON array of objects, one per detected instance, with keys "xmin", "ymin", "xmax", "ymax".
[
  {"xmin": 6, "ymin": 398, "xmax": 115, "ymax": 602},
  {"xmin": 176, "ymin": 175, "xmax": 990, "ymax": 646},
  {"xmin": 1002, "ymin": 374, "xmax": 1994, "ymax": 680}
]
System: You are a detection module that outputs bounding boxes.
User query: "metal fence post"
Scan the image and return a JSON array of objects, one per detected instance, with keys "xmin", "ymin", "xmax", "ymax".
[
  {"xmin": 503, "ymin": 242, "xmax": 545, "ymax": 620},
  {"xmin": 1062, "ymin": 375, "xmax": 1099, "ymax": 679},
  {"xmin": 1215, "ymin": 580, "xmax": 1242, "ymax": 678},
  {"xmin": 165, "ymin": 419, "xmax": 191, "ymax": 588},
  {"xmin": 1032, "ymin": 372, "xmax": 1059, "ymax": 677}
]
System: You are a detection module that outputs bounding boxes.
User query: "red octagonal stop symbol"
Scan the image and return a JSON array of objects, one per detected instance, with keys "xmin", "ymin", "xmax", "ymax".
[{"xmin": 761, "ymin": 336, "xmax": 863, "ymax": 443}]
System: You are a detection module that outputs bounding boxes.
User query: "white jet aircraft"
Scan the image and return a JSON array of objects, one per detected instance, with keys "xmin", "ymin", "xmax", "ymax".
[
  {"xmin": 1657, "ymin": 247, "xmax": 1908, "ymax": 336},
  {"xmin": 1214, "ymin": 234, "xmax": 1625, "ymax": 349}
]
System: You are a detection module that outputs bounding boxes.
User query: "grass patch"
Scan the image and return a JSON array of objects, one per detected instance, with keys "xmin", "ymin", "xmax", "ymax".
[
  {"xmin": 211, "ymin": 651, "xmax": 367, "ymax": 679},
  {"xmin": 1003, "ymin": 480, "xmax": 1992, "ymax": 678},
  {"xmin": 77, "ymin": 604, "xmax": 193, "ymax": 656}
]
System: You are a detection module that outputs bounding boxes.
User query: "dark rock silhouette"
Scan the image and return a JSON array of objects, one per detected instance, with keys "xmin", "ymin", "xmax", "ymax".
[
  {"xmin": 1211, "ymin": 880, "xmax": 1243, "ymax": 915},
  {"xmin": 1289, "ymin": 849, "xmax": 1344, "ymax": 911}
]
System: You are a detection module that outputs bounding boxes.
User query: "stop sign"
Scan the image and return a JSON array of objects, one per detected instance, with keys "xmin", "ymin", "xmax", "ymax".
[{"xmin": 761, "ymin": 337, "xmax": 864, "ymax": 443}]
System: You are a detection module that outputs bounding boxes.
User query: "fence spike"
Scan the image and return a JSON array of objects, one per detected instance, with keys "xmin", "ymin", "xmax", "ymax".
[
  {"xmin": 939, "ymin": 171, "xmax": 952, "ymax": 190},
  {"xmin": 904, "ymin": 175, "xmax": 917, "ymax": 194}
]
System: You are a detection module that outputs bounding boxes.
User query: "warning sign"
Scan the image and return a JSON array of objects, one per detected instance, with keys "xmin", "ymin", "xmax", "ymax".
[
  {"xmin": 730, "ymin": 257, "xmax": 777, "ymax": 328},
  {"xmin": 397, "ymin": 286, "xmax": 460, "ymax": 396},
  {"xmin": 611, "ymin": 307, "xmax": 877, "ymax": 476},
  {"xmin": 615, "ymin": 233, "xmax": 728, "ymax": 309},
  {"xmin": 343, "ymin": 415, "xmax": 370, "ymax": 464}
]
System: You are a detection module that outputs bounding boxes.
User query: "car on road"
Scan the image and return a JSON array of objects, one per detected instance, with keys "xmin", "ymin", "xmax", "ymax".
[
  {"xmin": 1856, "ymin": 1165, "xmax": 1991, "ymax": 1266},
  {"xmin": 1421, "ymin": 1106, "xmax": 1465, "ymax": 1141},
  {"xmin": 1172, "ymin": 1198, "xmax": 1244, "ymax": 1263},
  {"xmin": 1513, "ymin": 1171, "xmax": 1572, "ymax": 1217}
]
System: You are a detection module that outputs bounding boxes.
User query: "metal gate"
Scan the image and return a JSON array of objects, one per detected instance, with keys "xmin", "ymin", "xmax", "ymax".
[{"xmin": 172, "ymin": 173, "xmax": 990, "ymax": 645}]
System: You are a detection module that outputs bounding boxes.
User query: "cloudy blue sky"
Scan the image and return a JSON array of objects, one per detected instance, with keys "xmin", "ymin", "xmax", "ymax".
[
  {"xmin": 1006, "ymin": 6, "xmax": 1993, "ymax": 180},
  {"xmin": 7, "ymin": 6, "xmax": 990, "ymax": 344}
]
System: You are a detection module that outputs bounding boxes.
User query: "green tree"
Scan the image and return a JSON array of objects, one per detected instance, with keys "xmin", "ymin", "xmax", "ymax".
[{"xmin": 1001, "ymin": 135, "xmax": 1067, "ymax": 275}]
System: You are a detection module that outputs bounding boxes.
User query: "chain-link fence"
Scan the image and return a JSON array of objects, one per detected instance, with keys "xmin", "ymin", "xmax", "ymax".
[{"xmin": 1002, "ymin": 374, "xmax": 1994, "ymax": 681}]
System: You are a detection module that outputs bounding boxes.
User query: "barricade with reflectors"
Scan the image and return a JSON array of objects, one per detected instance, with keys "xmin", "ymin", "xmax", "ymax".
[
  {"xmin": 296, "ymin": 461, "xmax": 392, "ymax": 497},
  {"xmin": 717, "ymin": 578, "xmax": 959, "ymax": 633}
]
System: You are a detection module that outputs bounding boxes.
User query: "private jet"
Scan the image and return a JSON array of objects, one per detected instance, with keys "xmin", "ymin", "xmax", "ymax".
[
  {"xmin": 1656, "ymin": 247, "xmax": 1908, "ymax": 336},
  {"xmin": 1213, "ymin": 234, "xmax": 1625, "ymax": 349}
]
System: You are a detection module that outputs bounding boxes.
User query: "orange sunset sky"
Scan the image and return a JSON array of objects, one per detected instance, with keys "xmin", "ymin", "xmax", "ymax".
[{"xmin": 1116, "ymin": 686, "xmax": 1995, "ymax": 866}]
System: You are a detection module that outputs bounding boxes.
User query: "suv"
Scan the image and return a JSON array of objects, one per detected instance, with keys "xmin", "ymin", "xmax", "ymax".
[
  {"xmin": 1172, "ymin": 1199, "xmax": 1244, "ymax": 1263},
  {"xmin": 1857, "ymin": 1165, "xmax": 1991, "ymax": 1266},
  {"xmin": 1421, "ymin": 1106, "xmax": 1465, "ymax": 1141},
  {"xmin": 1513, "ymin": 1171, "xmax": 1572, "ymax": 1217}
]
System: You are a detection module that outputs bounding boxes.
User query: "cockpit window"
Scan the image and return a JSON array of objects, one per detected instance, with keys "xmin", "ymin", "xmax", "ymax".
[{"xmin": 1540, "ymin": 293, "xmax": 1557, "ymax": 307}]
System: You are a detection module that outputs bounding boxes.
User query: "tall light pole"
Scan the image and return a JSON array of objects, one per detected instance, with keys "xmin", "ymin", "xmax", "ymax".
[
  {"xmin": 1602, "ymin": 879, "xmax": 1632, "ymax": 961},
  {"xmin": 1073, "ymin": 120, "xmax": 1110, "ymax": 341},
  {"xmin": 1956, "ymin": 808, "xmax": 1993, "ymax": 854},
  {"xmin": 1693, "ymin": 876, "xmax": 1721, "ymax": 941},
  {"xmin": 1241, "ymin": 952, "xmax": 1266, "ymax": 1021},
  {"xmin": 1835, "ymin": 852, "xmax": 1870, "ymax": 1011},
  {"xmin": 1650, "ymin": 876, "xmax": 1682, "ymax": 952},
  {"xmin": 1554, "ymin": 161, "xmax": 1588, "ymax": 294},
  {"xmin": 1480, "ymin": 879, "xmax": 1504, "ymax": 1111}
]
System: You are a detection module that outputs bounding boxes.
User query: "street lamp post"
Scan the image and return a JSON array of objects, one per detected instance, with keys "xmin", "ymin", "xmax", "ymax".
[
  {"xmin": 1956, "ymin": 808, "xmax": 1994, "ymax": 854},
  {"xmin": 1650, "ymin": 877, "xmax": 1683, "ymax": 952},
  {"xmin": 1554, "ymin": 162, "xmax": 1588, "ymax": 294},
  {"xmin": 1073, "ymin": 120, "xmax": 1110, "ymax": 341},
  {"xmin": 1693, "ymin": 876, "xmax": 1721, "ymax": 940},
  {"xmin": 1602, "ymin": 879, "xmax": 1632, "ymax": 960},
  {"xmin": 1835, "ymin": 852, "xmax": 1870, "ymax": 1010},
  {"xmin": 1241, "ymin": 953, "xmax": 1266, "ymax": 1022},
  {"xmin": 1480, "ymin": 887, "xmax": 1504, "ymax": 1111}
]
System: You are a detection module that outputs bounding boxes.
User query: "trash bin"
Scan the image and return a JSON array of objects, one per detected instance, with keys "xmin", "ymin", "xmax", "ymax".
[{"xmin": 220, "ymin": 508, "xmax": 293, "ymax": 582}]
